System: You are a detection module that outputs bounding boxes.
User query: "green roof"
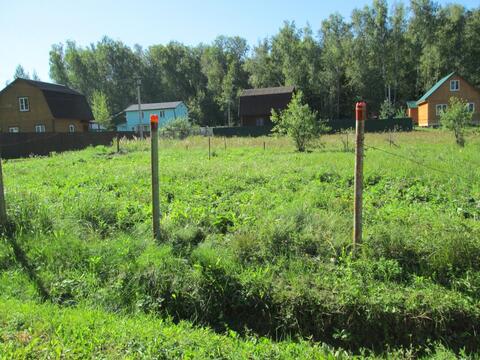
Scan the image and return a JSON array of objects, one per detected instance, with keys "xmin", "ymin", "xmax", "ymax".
[
  {"xmin": 406, "ymin": 101, "xmax": 418, "ymax": 109},
  {"xmin": 417, "ymin": 72, "xmax": 455, "ymax": 104}
]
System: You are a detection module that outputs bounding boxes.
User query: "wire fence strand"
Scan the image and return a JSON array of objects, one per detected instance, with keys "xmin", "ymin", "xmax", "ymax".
[{"xmin": 366, "ymin": 145, "xmax": 476, "ymax": 182}]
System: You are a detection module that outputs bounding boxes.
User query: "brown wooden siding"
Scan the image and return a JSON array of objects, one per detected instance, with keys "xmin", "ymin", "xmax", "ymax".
[
  {"xmin": 0, "ymin": 81, "xmax": 89, "ymax": 133},
  {"xmin": 418, "ymin": 103, "xmax": 429, "ymax": 126},
  {"xmin": 407, "ymin": 108, "xmax": 418, "ymax": 124},
  {"xmin": 54, "ymin": 119, "xmax": 88, "ymax": 132},
  {"xmin": 420, "ymin": 75, "xmax": 480, "ymax": 126},
  {"xmin": 0, "ymin": 81, "xmax": 55, "ymax": 132}
]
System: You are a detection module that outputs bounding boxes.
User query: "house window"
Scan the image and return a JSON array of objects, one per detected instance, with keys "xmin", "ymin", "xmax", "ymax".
[
  {"xmin": 436, "ymin": 104, "xmax": 447, "ymax": 116},
  {"xmin": 159, "ymin": 110, "xmax": 165, "ymax": 118},
  {"xmin": 450, "ymin": 80, "xmax": 459, "ymax": 91},
  {"xmin": 68, "ymin": 124, "xmax": 76, "ymax": 133},
  {"xmin": 19, "ymin": 97, "xmax": 29, "ymax": 112},
  {"xmin": 35, "ymin": 124, "xmax": 46, "ymax": 133},
  {"xmin": 467, "ymin": 103, "xmax": 475, "ymax": 113},
  {"xmin": 8, "ymin": 127, "xmax": 19, "ymax": 133},
  {"xmin": 256, "ymin": 117, "xmax": 265, "ymax": 126}
]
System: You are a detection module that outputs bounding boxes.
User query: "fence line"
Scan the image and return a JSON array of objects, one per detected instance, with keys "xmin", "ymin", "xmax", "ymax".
[{"xmin": 0, "ymin": 132, "xmax": 135, "ymax": 159}]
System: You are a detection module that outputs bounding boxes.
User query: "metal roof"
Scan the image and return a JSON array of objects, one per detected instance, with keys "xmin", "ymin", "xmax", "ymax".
[
  {"xmin": 406, "ymin": 101, "xmax": 418, "ymax": 109},
  {"xmin": 240, "ymin": 86, "xmax": 295, "ymax": 97},
  {"xmin": 124, "ymin": 101, "xmax": 183, "ymax": 112},
  {"xmin": 417, "ymin": 72, "xmax": 455, "ymax": 104}
]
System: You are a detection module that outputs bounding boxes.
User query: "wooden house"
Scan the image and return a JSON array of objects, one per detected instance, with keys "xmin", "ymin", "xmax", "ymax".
[
  {"xmin": 117, "ymin": 101, "xmax": 188, "ymax": 133},
  {"xmin": 0, "ymin": 78, "xmax": 93, "ymax": 133},
  {"xmin": 406, "ymin": 73, "xmax": 480, "ymax": 126},
  {"xmin": 406, "ymin": 101, "xmax": 418, "ymax": 124},
  {"xmin": 239, "ymin": 86, "xmax": 295, "ymax": 126}
]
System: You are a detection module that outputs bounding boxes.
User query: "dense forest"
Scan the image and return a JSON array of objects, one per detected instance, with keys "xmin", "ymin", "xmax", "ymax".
[{"xmin": 41, "ymin": 0, "xmax": 480, "ymax": 126}]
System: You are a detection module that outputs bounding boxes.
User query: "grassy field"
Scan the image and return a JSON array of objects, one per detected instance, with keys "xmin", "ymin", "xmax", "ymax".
[{"xmin": 1, "ymin": 129, "xmax": 479, "ymax": 358}]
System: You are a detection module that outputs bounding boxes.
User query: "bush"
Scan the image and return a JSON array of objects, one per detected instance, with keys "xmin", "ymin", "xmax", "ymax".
[
  {"xmin": 379, "ymin": 100, "xmax": 396, "ymax": 119},
  {"xmin": 440, "ymin": 97, "xmax": 473, "ymax": 147},
  {"xmin": 271, "ymin": 91, "xmax": 329, "ymax": 152},
  {"xmin": 160, "ymin": 118, "xmax": 198, "ymax": 139}
]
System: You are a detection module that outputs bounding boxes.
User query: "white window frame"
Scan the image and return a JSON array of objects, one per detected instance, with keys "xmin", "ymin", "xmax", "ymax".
[
  {"xmin": 159, "ymin": 110, "xmax": 165, "ymax": 118},
  {"xmin": 18, "ymin": 97, "xmax": 29, "ymax": 112},
  {"xmin": 436, "ymin": 104, "xmax": 447, "ymax": 116},
  {"xmin": 467, "ymin": 102, "xmax": 475, "ymax": 113},
  {"xmin": 35, "ymin": 124, "xmax": 46, "ymax": 133},
  {"xmin": 8, "ymin": 127, "xmax": 19, "ymax": 133},
  {"xmin": 68, "ymin": 124, "xmax": 76, "ymax": 133},
  {"xmin": 450, "ymin": 80, "xmax": 459, "ymax": 92}
]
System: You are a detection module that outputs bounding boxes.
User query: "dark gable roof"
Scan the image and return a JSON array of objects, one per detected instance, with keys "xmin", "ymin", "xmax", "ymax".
[
  {"xmin": 19, "ymin": 78, "xmax": 94, "ymax": 121},
  {"xmin": 42, "ymin": 90, "xmax": 94, "ymax": 121},
  {"xmin": 124, "ymin": 101, "xmax": 183, "ymax": 112},
  {"xmin": 239, "ymin": 86, "xmax": 295, "ymax": 117},
  {"xmin": 22, "ymin": 79, "xmax": 83, "ymax": 95}
]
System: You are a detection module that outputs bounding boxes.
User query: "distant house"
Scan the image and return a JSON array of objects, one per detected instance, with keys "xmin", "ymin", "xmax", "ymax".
[
  {"xmin": 117, "ymin": 101, "xmax": 188, "ymax": 133},
  {"xmin": 0, "ymin": 78, "xmax": 93, "ymax": 133},
  {"xmin": 406, "ymin": 73, "xmax": 480, "ymax": 126},
  {"xmin": 406, "ymin": 101, "xmax": 418, "ymax": 124},
  {"xmin": 239, "ymin": 86, "xmax": 295, "ymax": 126}
]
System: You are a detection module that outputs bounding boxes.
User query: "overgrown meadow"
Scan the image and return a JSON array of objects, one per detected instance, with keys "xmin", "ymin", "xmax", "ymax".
[{"xmin": 1, "ymin": 129, "xmax": 480, "ymax": 358}]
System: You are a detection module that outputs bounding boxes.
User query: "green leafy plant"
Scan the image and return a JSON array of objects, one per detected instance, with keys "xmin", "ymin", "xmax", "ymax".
[
  {"xmin": 395, "ymin": 107, "xmax": 406, "ymax": 119},
  {"xmin": 440, "ymin": 97, "xmax": 473, "ymax": 147},
  {"xmin": 91, "ymin": 90, "xmax": 111, "ymax": 129},
  {"xmin": 160, "ymin": 118, "xmax": 198, "ymax": 139},
  {"xmin": 271, "ymin": 91, "xmax": 329, "ymax": 152},
  {"xmin": 379, "ymin": 100, "xmax": 396, "ymax": 119}
]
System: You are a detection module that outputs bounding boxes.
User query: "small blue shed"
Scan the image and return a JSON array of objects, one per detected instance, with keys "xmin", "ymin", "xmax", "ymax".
[{"xmin": 117, "ymin": 101, "xmax": 188, "ymax": 132}]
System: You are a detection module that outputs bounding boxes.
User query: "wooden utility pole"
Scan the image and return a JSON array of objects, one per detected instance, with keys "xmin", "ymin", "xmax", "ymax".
[
  {"xmin": 0, "ymin": 153, "xmax": 7, "ymax": 226},
  {"xmin": 116, "ymin": 133, "xmax": 120, "ymax": 153},
  {"xmin": 150, "ymin": 114, "xmax": 160, "ymax": 240},
  {"xmin": 137, "ymin": 78, "xmax": 143, "ymax": 139},
  {"xmin": 353, "ymin": 102, "xmax": 366, "ymax": 252},
  {"xmin": 208, "ymin": 136, "xmax": 211, "ymax": 160}
]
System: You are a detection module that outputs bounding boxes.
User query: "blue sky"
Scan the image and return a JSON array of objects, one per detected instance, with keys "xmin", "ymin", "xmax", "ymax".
[{"xmin": 1, "ymin": 0, "xmax": 478, "ymax": 87}]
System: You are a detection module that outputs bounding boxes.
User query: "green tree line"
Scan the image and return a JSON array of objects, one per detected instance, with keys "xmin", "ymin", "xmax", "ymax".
[{"xmin": 47, "ymin": 0, "xmax": 480, "ymax": 127}]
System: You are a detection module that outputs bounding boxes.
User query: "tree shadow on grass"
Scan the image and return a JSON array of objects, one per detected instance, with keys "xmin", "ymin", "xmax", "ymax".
[{"xmin": 3, "ymin": 229, "xmax": 50, "ymax": 302}]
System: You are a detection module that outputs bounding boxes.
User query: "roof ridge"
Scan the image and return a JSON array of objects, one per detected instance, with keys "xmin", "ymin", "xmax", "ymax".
[
  {"xmin": 241, "ymin": 86, "xmax": 296, "ymax": 97},
  {"xmin": 20, "ymin": 78, "xmax": 83, "ymax": 95},
  {"xmin": 124, "ymin": 101, "xmax": 183, "ymax": 112}
]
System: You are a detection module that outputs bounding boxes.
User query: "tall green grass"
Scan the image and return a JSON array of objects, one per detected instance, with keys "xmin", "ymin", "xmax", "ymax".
[{"xmin": 1, "ymin": 129, "xmax": 479, "ymax": 355}]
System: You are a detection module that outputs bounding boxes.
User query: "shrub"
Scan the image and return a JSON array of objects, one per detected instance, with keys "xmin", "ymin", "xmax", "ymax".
[
  {"xmin": 379, "ymin": 100, "xmax": 396, "ymax": 119},
  {"xmin": 440, "ymin": 97, "xmax": 473, "ymax": 147},
  {"xmin": 271, "ymin": 91, "xmax": 329, "ymax": 152},
  {"xmin": 160, "ymin": 118, "xmax": 198, "ymax": 139}
]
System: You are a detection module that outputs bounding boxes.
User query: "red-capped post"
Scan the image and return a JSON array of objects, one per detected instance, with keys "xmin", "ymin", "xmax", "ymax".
[
  {"xmin": 353, "ymin": 101, "xmax": 366, "ymax": 252},
  {"xmin": 150, "ymin": 114, "xmax": 160, "ymax": 240}
]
